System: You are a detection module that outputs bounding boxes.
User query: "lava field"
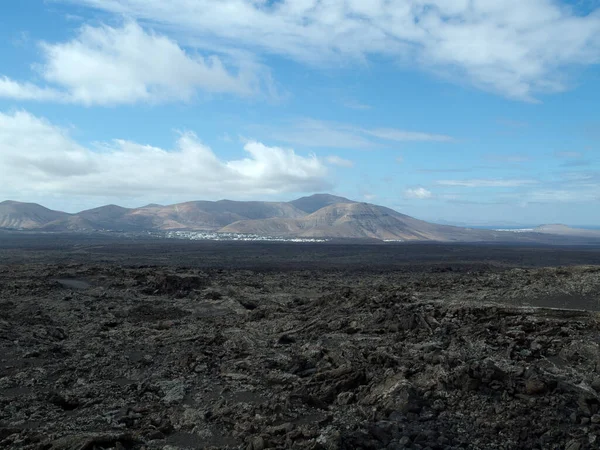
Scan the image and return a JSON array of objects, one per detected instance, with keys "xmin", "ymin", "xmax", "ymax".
[{"xmin": 2, "ymin": 236, "xmax": 600, "ymax": 449}]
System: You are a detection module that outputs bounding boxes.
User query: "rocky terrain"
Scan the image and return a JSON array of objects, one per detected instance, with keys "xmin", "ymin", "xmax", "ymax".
[{"xmin": 2, "ymin": 237, "xmax": 600, "ymax": 449}]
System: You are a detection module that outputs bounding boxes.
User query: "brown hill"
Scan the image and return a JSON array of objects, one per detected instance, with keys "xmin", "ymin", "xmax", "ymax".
[
  {"xmin": 534, "ymin": 224, "xmax": 600, "ymax": 238},
  {"xmin": 41, "ymin": 215, "xmax": 97, "ymax": 232},
  {"xmin": 221, "ymin": 202, "xmax": 514, "ymax": 241},
  {"xmin": 42, "ymin": 200, "xmax": 306, "ymax": 232},
  {"xmin": 121, "ymin": 200, "xmax": 306, "ymax": 231},
  {"xmin": 289, "ymin": 193, "xmax": 355, "ymax": 214},
  {"xmin": 3, "ymin": 196, "xmax": 599, "ymax": 243},
  {"xmin": 0, "ymin": 201, "xmax": 69, "ymax": 229},
  {"xmin": 43, "ymin": 205, "xmax": 137, "ymax": 231}
]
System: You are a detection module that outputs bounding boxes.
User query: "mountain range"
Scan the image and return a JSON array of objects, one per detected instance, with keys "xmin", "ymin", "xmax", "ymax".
[{"xmin": 1, "ymin": 195, "xmax": 599, "ymax": 243}]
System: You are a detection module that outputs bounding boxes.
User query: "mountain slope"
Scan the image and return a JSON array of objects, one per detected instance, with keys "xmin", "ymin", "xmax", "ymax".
[
  {"xmin": 123, "ymin": 200, "xmax": 306, "ymax": 231},
  {"xmin": 534, "ymin": 224, "xmax": 600, "ymax": 238},
  {"xmin": 43, "ymin": 205, "xmax": 139, "ymax": 231},
  {"xmin": 41, "ymin": 200, "xmax": 307, "ymax": 232},
  {"xmin": 3, "ymin": 196, "xmax": 598, "ymax": 243},
  {"xmin": 221, "ymin": 202, "xmax": 517, "ymax": 241},
  {"xmin": 289, "ymin": 193, "xmax": 355, "ymax": 214},
  {"xmin": 0, "ymin": 201, "xmax": 70, "ymax": 229}
]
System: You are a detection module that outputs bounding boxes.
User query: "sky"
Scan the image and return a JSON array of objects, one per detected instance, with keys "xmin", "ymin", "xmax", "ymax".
[{"xmin": 0, "ymin": 0, "xmax": 599, "ymax": 226}]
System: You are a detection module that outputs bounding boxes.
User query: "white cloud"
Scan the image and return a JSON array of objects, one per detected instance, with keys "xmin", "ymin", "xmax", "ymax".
[
  {"xmin": 0, "ymin": 77, "xmax": 63, "ymax": 101},
  {"xmin": 404, "ymin": 187, "xmax": 433, "ymax": 199},
  {"xmin": 0, "ymin": 111, "xmax": 329, "ymax": 204},
  {"xmin": 326, "ymin": 155, "xmax": 354, "ymax": 168},
  {"xmin": 65, "ymin": 0, "xmax": 600, "ymax": 100},
  {"xmin": 0, "ymin": 22, "xmax": 272, "ymax": 105},
  {"xmin": 219, "ymin": 133, "xmax": 234, "ymax": 143},
  {"xmin": 485, "ymin": 154, "xmax": 531, "ymax": 163},
  {"xmin": 554, "ymin": 151, "xmax": 584, "ymax": 158},
  {"xmin": 265, "ymin": 119, "xmax": 454, "ymax": 149},
  {"xmin": 342, "ymin": 100, "xmax": 372, "ymax": 110},
  {"xmin": 519, "ymin": 170, "xmax": 600, "ymax": 203},
  {"xmin": 437, "ymin": 179, "xmax": 538, "ymax": 187},
  {"xmin": 559, "ymin": 171, "xmax": 597, "ymax": 181},
  {"xmin": 524, "ymin": 189, "xmax": 600, "ymax": 203},
  {"xmin": 269, "ymin": 119, "xmax": 375, "ymax": 149},
  {"xmin": 363, "ymin": 128, "xmax": 455, "ymax": 143}
]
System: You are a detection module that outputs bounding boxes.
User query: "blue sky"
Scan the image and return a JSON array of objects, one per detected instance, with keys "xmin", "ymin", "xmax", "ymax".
[{"xmin": 0, "ymin": 0, "xmax": 599, "ymax": 226}]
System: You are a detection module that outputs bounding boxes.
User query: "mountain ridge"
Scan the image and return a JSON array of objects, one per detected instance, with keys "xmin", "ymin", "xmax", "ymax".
[
  {"xmin": 289, "ymin": 193, "xmax": 356, "ymax": 214},
  {"xmin": 0, "ymin": 200, "xmax": 71, "ymax": 230},
  {"xmin": 1, "ymin": 195, "xmax": 598, "ymax": 243}
]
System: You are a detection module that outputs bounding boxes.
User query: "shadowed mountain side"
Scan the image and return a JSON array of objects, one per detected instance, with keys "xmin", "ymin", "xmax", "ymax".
[
  {"xmin": 0, "ymin": 201, "xmax": 70, "ymax": 229},
  {"xmin": 289, "ymin": 193, "xmax": 356, "ymax": 214}
]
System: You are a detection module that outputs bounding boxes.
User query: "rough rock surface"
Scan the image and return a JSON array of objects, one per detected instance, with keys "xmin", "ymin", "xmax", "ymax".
[{"xmin": 2, "ymin": 246, "xmax": 600, "ymax": 449}]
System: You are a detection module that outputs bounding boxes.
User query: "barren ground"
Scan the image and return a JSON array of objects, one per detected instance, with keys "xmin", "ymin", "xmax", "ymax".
[{"xmin": 2, "ymin": 234, "xmax": 600, "ymax": 449}]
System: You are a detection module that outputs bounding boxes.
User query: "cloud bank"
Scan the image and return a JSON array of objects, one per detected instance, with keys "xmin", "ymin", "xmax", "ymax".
[
  {"xmin": 0, "ymin": 23, "xmax": 273, "ymax": 105},
  {"xmin": 65, "ymin": 0, "xmax": 600, "ymax": 100},
  {"xmin": 266, "ymin": 119, "xmax": 455, "ymax": 149},
  {"xmin": 0, "ymin": 111, "xmax": 329, "ymax": 204}
]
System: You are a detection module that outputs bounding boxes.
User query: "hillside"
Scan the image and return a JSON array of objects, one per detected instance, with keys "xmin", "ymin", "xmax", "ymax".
[
  {"xmin": 2, "ymin": 196, "xmax": 598, "ymax": 243},
  {"xmin": 0, "ymin": 201, "xmax": 69, "ymax": 229},
  {"xmin": 222, "ymin": 202, "xmax": 528, "ymax": 242},
  {"xmin": 40, "ymin": 200, "xmax": 306, "ymax": 232},
  {"xmin": 289, "ymin": 193, "xmax": 355, "ymax": 214},
  {"xmin": 534, "ymin": 224, "xmax": 600, "ymax": 238}
]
